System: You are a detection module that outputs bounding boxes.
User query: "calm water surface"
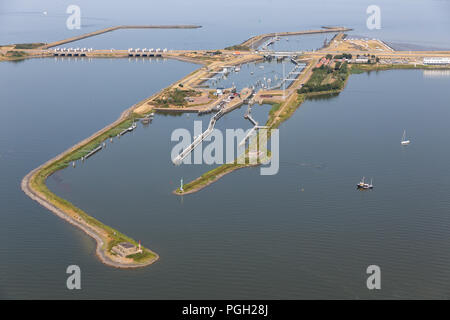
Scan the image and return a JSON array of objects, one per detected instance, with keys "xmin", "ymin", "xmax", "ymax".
[
  {"xmin": 0, "ymin": 58, "xmax": 198, "ymax": 299},
  {"xmin": 2, "ymin": 62, "xmax": 450, "ymax": 298}
]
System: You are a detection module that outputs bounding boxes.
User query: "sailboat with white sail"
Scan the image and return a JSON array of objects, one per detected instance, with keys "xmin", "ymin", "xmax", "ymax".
[{"xmin": 401, "ymin": 130, "xmax": 411, "ymax": 145}]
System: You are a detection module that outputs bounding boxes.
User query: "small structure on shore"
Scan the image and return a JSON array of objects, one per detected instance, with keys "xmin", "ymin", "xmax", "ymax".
[
  {"xmin": 111, "ymin": 242, "xmax": 142, "ymax": 257},
  {"xmin": 141, "ymin": 112, "xmax": 154, "ymax": 125}
]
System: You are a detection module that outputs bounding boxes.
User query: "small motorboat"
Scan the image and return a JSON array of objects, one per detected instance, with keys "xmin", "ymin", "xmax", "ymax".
[{"xmin": 127, "ymin": 122, "xmax": 137, "ymax": 132}]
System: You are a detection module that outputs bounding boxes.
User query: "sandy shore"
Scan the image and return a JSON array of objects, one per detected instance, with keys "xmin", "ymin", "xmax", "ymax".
[
  {"xmin": 20, "ymin": 100, "xmax": 160, "ymax": 268},
  {"xmin": 21, "ymin": 168, "xmax": 159, "ymax": 268}
]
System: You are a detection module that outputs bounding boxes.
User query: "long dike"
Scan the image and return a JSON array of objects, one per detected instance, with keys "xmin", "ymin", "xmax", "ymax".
[{"xmin": 41, "ymin": 25, "xmax": 202, "ymax": 49}]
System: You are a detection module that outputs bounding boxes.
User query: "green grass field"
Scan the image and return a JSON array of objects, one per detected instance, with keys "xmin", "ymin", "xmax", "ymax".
[{"xmin": 28, "ymin": 114, "xmax": 156, "ymax": 264}]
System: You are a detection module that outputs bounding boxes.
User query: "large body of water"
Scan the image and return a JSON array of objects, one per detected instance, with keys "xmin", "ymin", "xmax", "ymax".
[
  {"xmin": 1, "ymin": 0, "xmax": 450, "ymax": 50},
  {"xmin": 2, "ymin": 0, "xmax": 450, "ymax": 299}
]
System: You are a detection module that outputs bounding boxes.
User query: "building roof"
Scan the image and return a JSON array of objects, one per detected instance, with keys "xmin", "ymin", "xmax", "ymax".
[{"xmin": 118, "ymin": 242, "xmax": 135, "ymax": 249}]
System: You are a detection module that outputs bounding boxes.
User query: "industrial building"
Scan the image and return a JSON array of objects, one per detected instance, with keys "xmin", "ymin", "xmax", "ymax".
[{"xmin": 423, "ymin": 57, "xmax": 450, "ymax": 65}]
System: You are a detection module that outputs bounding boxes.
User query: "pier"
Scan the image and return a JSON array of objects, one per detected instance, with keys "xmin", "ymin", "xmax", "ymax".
[
  {"xmin": 239, "ymin": 104, "xmax": 268, "ymax": 147},
  {"xmin": 119, "ymin": 123, "xmax": 137, "ymax": 136},
  {"xmin": 266, "ymin": 62, "xmax": 306, "ymax": 91},
  {"xmin": 172, "ymin": 109, "xmax": 223, "ymax": 165},
  {"xmin": 245, "ymin": 113, "xmax": 258, "ymax": 126},
  {"xmin": 172, "ymin": 88, "xmax": 252, "ymax": 165},
  {"xmin": 172, "ymin": 86, "xmax": 257, "ymax": 165},
  {"xmin": 84, "ymin": 145, "xmax": 103, "ymax": 159}
]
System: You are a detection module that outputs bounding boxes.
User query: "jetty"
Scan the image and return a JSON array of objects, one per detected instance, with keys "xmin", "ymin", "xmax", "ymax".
[
  {"xmin": 241, "ymin": 27, "xmax": 353, "ymax": 50},
  {"xmin": 171, "ymin": 87, "xmax": 252, "ymax": 165},
  {"xmin": 84, "ymin": 145, "xmax": 102, "ymax": 159},
  {"xmin": 119, "ymin": 122, "xmax": 137, "ymax": 136},
  {"xmin": 172, "ymin": 109, "xmax": 224, "ymax": 165},
  {"xmin": 239, "ymin": 104, "xmax": 268, "ymax": 147},
  {"xmin": 40, "ymin": 25, "xmax": 202, "ymax": 49}
]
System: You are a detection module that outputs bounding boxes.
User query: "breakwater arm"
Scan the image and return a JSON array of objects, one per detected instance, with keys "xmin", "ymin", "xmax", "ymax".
[
  {"xmin": 41, "ymin": 25, "xmax": 202, "ymax": 49},
  {"xmin": 240, "ymin": 27, "xmax": 353, "ymax": 49}
]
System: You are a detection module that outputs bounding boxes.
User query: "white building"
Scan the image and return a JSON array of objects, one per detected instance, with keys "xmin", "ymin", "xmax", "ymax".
[
  {"xmin": 112, "ymin": 242, "xmax": 141, "ymax": 257},
  {"xmin": 423, "ymin": 57, "xmax": 450, "ymax": 65},
  {"xmin": 354, "ymin": 57, "xmax": 369, "ymax": 64}
]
